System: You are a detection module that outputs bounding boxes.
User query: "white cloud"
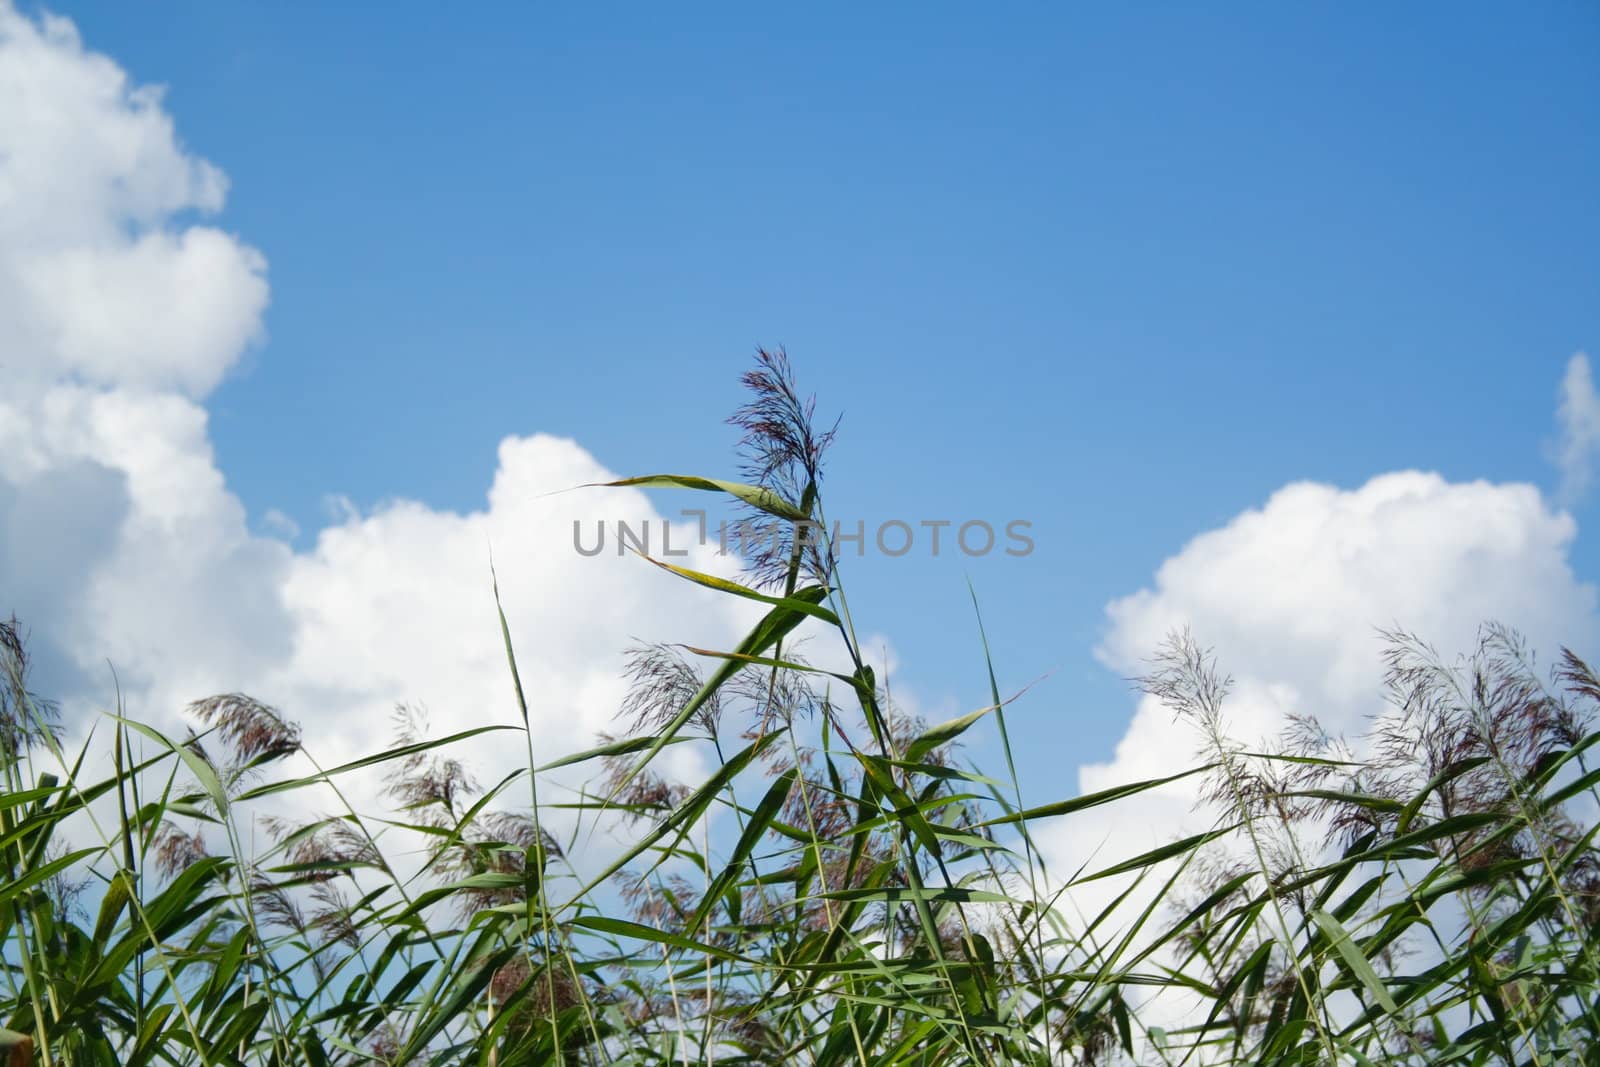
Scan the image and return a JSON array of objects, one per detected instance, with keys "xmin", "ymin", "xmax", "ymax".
[
  {"xmin": 0, "ymin": 4, "xmax": 266, "ymax": 396},
  {"xmin": 0, "ymin": 1, "xmax": 759, "ymax": 854},
  {"xmin": 264, "ymin": 434, "xmax": 759, "ymax": 784},
  {"xmin": 1013, "ymin": 471, "xmax": 1600, "ymax": 1047},
  {"xmin": 1553, "ymin": 352, "xmax": 1600, "ymax": 504},
  {"xmin": 1037, "ymin": 471, "xmax": 1596, "ymax": 916}
]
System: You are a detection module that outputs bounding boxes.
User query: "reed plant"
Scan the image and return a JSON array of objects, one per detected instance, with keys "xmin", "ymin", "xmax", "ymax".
[{"xmin": 1, "ymin": 351, "xmax": 1596, "ymax": 1064}]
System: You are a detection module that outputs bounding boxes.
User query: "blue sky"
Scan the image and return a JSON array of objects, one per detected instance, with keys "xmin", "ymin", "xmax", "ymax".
[{"xmin": 5, "ymin": 2, "xmax": 1599, "ymax": 804}]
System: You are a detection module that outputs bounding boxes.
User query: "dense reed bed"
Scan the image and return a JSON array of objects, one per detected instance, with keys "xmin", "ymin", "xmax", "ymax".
[{"xmin": 2, "ymin": 353, "xmax": 1597, "ymax": 1064}]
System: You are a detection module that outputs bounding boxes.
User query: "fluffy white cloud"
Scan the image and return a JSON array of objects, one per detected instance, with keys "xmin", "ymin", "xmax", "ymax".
[
  {"xmin": 1039, "ymin": 472, "xmax": 1597, "ymax": 911},
  {"xmin": 263, "ymin": 435, "xmax": 760, "ymax": 785},
  {"xmin": 0, "ymin": 2, "xmax": 757, "ymax": 851},
  {"xmin": 0, "ymin": 4, "xmax": 266, "ymax": 396}
]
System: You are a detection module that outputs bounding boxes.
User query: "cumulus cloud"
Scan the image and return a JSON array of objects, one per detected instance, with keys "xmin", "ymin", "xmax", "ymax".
[
  {"xmin": 0, "ymin": 4, "xmax": 266, "ymax": 396},
  {"xmin": 1040, "ymin": 472, "xmax": 1597, "ymax": 909},
  {"xmin": 265, "ymin": 436, "xmax": 759, "ymax": 784},
  {"xmin": 0, "ymin": 1, "xmax": 758, "ymax": 852},
  {"xmin": 1553, "ymin": 352, "xmax": 1600, "ymax": 504}
]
